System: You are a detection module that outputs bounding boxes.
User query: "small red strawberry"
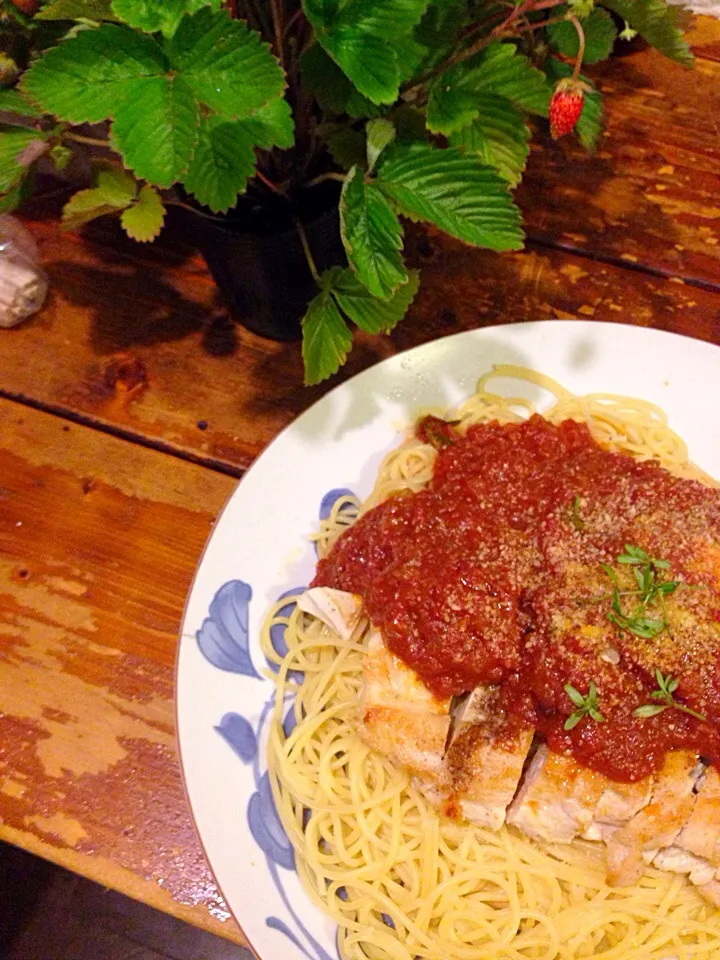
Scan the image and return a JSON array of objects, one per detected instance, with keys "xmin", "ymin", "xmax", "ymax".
[
  {"xmin": 549, "ymin": 78, "xmax": 586, "ymax": 140},
  {"xmin": 10, "ymin": 0, "xmax": 40, "ymax": 14}
]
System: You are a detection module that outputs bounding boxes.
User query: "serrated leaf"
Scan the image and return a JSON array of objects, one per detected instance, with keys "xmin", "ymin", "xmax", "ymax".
[
  {"xmin": 377, "ymin": 142, "xmax": 523, "ymax": 251},
  {"xmin": 238, "ymin": 98, "xmax": 294, "ymax": 150},
  {"xmin": 334, "ymin": 0, "xmax": 431, "ymax": 39},
  {"xmin": 170, "ymin": 8, "xmax": 285, "ymax": 119},
  {"xmin": 449, "ymin": 95, "xmax": 530, "ymax": 186},
  {"xmin": 366, "ymin": 118, "xmax": 395, "ymax": 173},
  {"xmin": 305, "ymin": 0, "xmax": 431, "ymax": 105},
  {"xmin": 0, "ymin": 89, "xmax": 44, "ymax": 121},
  {"xmin": 61, "ymin": 178, "xmax": 133, "ymax": 230},
  {"xmin": 121, "ymin": 184, "xmax": 166, "ymax": 241},
  {"xmin": 427, "ymin": 84, "xmax": 480, "ymax": 136},
  {"xmin": 546, "ymin": 59, "xmax": 603, "ymax": 149},
  {"xmin": 111, "ymin": 0, "xmax": 221, "ymax": 38},
  {"xmin": 0, "ymin": 126, "xmax": 47, "ymax": 192},
  {"xmin": 332, "ymin": 267, "xmax": 419, "ymax": 334},
  {"xmin": 318, "ymin": 30, "xmax": 401, "ymax": 105},
  {"xmin": 36, "ymin": 0, "xmax": 121, "ymax": 20},
  {"xmin": 600, "ymin": 0, "xmax": 693, "ymax": 66},
  {"xmin": 414, "ymin": 0, "xmax": 469, "ymax": 70},
  {"xmin": 302, "ymin": 287, "xmax": 353, "ymax": 385},
  {"xmin": 112, "ymin": 74, "xmax": 198, "ymax": 186},
  {"xmin": 300, "ymin": 44, "xmax": 379, "ymax": 117},
  {"xmin": 340, "ymin": 165, "xmax": 407, "ymax": 298},
  {"xmin": 21, "ymin": 25, "xmax": 167, "ymax": 124},
  {"xmin": 182, "ymin": 115, "xmax": 256, "ymax": 213},
  {"xmin": 95, "ymin": 167, "xmax": 138, "ymax": 204},
  {"xmin": 322, "ymin": 126, "xmax": 366, "ymax": 170},
  {"xmin": 443, "ymin": 43, "xmax": 552, "ymax": 118},
  {"xmin": 548, "ymin": 9, "xmax": 617, "ymax": 64}
]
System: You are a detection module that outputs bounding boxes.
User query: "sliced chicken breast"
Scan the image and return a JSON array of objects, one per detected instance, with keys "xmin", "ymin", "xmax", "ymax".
[
  {"xmin": 444, "ymin": 687, "xmax": 533, "ymax": 830},
  {"xmin": 506, "ymin": 745, "xmax": 610, "ymax": 843},
  {"xmin": 605, "ymin": 751, "xmax": 703, "ymax": 887},
  {"xmin": 359, "ymin": 629, "xmax": 451, "ymax": 787}
]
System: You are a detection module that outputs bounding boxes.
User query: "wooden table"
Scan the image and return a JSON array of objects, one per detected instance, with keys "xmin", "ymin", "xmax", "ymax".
[{"xmin": 1, "ymin": 18, "xmax": 719, "ymax": 945}]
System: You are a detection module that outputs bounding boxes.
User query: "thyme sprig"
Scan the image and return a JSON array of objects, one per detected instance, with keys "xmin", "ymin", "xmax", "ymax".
[
  {"xmin": 564, "ymin": 681, "xmax": 605, "ymax": 730},
  {"xmin": 633, "ymin": 668, "xmax": 707, "ymax": 723},
  {"xmin": 600, "ymin": 544, "xmax": 680, "ymax": 640}
]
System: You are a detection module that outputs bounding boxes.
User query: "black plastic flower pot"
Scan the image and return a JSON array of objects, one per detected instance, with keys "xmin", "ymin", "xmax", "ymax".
[{"xmin": 190, "ymin": 189, "xmax": 344, "ymax": 343}]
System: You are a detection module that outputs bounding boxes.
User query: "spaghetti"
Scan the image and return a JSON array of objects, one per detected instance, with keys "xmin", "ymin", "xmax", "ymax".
[{"xmin": 261, "ymin": 366, "xmax": 720, "ymax": 960}]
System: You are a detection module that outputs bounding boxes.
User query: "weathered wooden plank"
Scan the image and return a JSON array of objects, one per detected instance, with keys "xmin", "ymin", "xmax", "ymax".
[
  {"xmin": 1, "ymin": 216, "xmax": 719, "ymax": 475},
  {"xmin": 688, "ymin": 14, "xmax": 720, "ymax": 61},
  {"xmin": 520, "ymin": 36, "xmax": 720, "ymax": 285},
  {"xmin": 0, "ymin": 399, "xmax": 242, "ymax": 942}
]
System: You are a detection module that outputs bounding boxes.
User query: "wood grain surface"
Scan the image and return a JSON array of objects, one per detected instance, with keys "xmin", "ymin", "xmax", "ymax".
[
  {"xmin": 0, "ymin": 14, "xmax": 719, "ymax": 948},
  {"xmin": 0, "ymin": 399, "xmax": 240, "ymax": 940},
  {"xmin": 0, "ymin": 23, "xmax": 717, "ymax": 477}
]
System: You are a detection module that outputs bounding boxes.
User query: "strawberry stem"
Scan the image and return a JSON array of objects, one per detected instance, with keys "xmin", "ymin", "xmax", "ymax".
[{"xmin": 569, "ymin": 15, "xmax": 586, "ymax": 81}]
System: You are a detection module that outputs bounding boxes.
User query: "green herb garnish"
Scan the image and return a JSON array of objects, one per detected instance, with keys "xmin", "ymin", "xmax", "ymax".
[
  {"xmin": 601, "ymin": 544, "xmax": 680, "ymax": 640},
  {"xmin": 633, "ymin": 668, "xmax": 707, "ymax": 723},
  {"xmin": 564, "ymin": 681, "xmax": 605, "ymax": 730}
]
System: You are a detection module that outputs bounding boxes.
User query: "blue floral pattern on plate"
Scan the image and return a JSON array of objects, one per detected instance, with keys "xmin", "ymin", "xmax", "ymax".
[
  {"xmin": 196, "ymin": 580, "xmax": 258, "ymax": 677},
  {"xmin": 197, "ymin": 496, "xmax": 354, "ymax": 960}
]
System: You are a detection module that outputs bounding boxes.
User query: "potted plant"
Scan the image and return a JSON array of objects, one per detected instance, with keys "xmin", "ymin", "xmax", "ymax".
[{"xmin": 0, "ymin": 0, "xmax": 692, "ymax": 383}]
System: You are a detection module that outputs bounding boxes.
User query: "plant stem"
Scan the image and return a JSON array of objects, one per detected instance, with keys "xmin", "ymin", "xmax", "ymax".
[
  {"xmin": 255, "ymin": 168, "xmax": 288, "ymax": 197},
  {"xmin": 403, "ymin": 0, "xmax": 566, "ymax": 96},
  {"xmin": 270, "ymin": 0, "xmax": 285, "ymax": 69},
  {"xmin": 304, "ymin": 171, "xmax": 347, "ymax": 188},
  {"xmin": 284, "ymin": 7, "xmax": 303, "ymax": 37},
  {"xmin": 514, "ymin": 13, "xmax": 567, "ymax": 34},
  {"xmin": 569, "ymin": 15, "xmax": 586, "ymax": 80},
  {"xmin": 63, "ymin": 132, "xmax": 111, "ymax": 148},
  {"xmin": 295, "ymin": 217, "xmax": 320, "ymax": 284},
  {"xmin": 164, "ymin": 199, "xmax": 225, "ymax": 222}
]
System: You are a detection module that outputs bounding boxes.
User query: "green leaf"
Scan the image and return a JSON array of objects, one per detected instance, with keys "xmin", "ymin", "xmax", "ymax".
[
  {"xmin": 0, "ymin": 89, "xmax": 44, "ymax": 121},
  {"xmin": 318, "ymin": 30, "xmax": 401, "ymax": 105},
  {"xmin": 323, "ymin": 126, "xmax": 366, "ymax": 170},
  {"xmin": 377, "ymin": 142, "xmax": 523, "ymax": 251},
  {"xmin": 366, "ymin": 118, "xmax": 395, "ymax": 173},
  {"xmin": 238, "ymin": 98, "xmax": 294, "ymax": 150},
  {"xmin": 332, "ymin": 266, "xmax": 419, "ymax": 334},
  {"xmin": 450, "ymin": 96, "xmax": 530, "ymax": 187},
  {"xmin": 0, "ymin": 126, "xmax": 47, "ymax": 193},
  {"xmin": 548, "ymin": 9, "xmax": 617, "ymax": 64},
  {"xmin": 121, "ymin": 184, "xmax": 166, "ymax": 241},
  {"xmin": 170, "ymin": 8, "xmax": 285, "ymax": 119},
  {"xmin": 334, "ymin": 0, "xmax": 431, "ymax": 39},
  {"xmin": 95, "ymin": 167, "xmax": 138, "ymax": 204},
  {"xmin": 546, "ymin": 59, "xmax": 603, "ymax": 149},
  {"xmin": 111, "ymin": 0, "xmax": 221, "ymax": 38},
  {"xmin": 442, "ymin": 43, "xmax": 553, "ymax": 118},
  {"xmin": 182, "ymin": 115, "xmax": 256, "ymax": 213},
  {"xmin": 340, "ymin": 165, "xmax": 407, "ymax": 298},
  {"xmin": 50, "ymin": 144, "xmax": 73, "ymax": 171},
  {"xmin": 36, "ymin": 0, "xmax": 121, "ymax": 21},
  {"xmin": 299, "ymin": 44, "xmax": 379, "ymax": 117},
  {"xmin": 61, "ymin": 170, "xmax": 136, "ymax": 230},
  {"xmin": 302, "ymin": 287, "xmax": 353, "ymax": 385},
  {"xmin": 426, "ymin": 84, "xmax": 479, "ymax": 136},
  {"xmin": 305, "ymin": 0, "xmax": 431, "ymax": 105},
  {"xmin": 600, "ymin": 0, "xmax": 693, "ymax": 66},
  {"xmin": 634, "ymin": 703, "xmax": 667, "ymax": 718},
  {"xmin": 112, "ymin": 74, "xmax": 198, "ymax": 187},
  {"xmin": 21, "ymin": 25, "xmax": 168, "ymax": 124},
  {"xmin": 565, "ymin": 683, "xmax": 586, "ymax": 707}
]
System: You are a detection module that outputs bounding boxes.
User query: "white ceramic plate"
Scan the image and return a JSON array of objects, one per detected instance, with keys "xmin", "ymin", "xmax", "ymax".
[{"xmin": 177, "ymin": 320, "xmax": 720, "ymax": 960}]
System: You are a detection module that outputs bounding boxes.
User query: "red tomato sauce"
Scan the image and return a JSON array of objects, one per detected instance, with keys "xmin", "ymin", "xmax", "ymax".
[{"xmin": 313, "ymin": 416, "xmax": 720, "ymax": 782}]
